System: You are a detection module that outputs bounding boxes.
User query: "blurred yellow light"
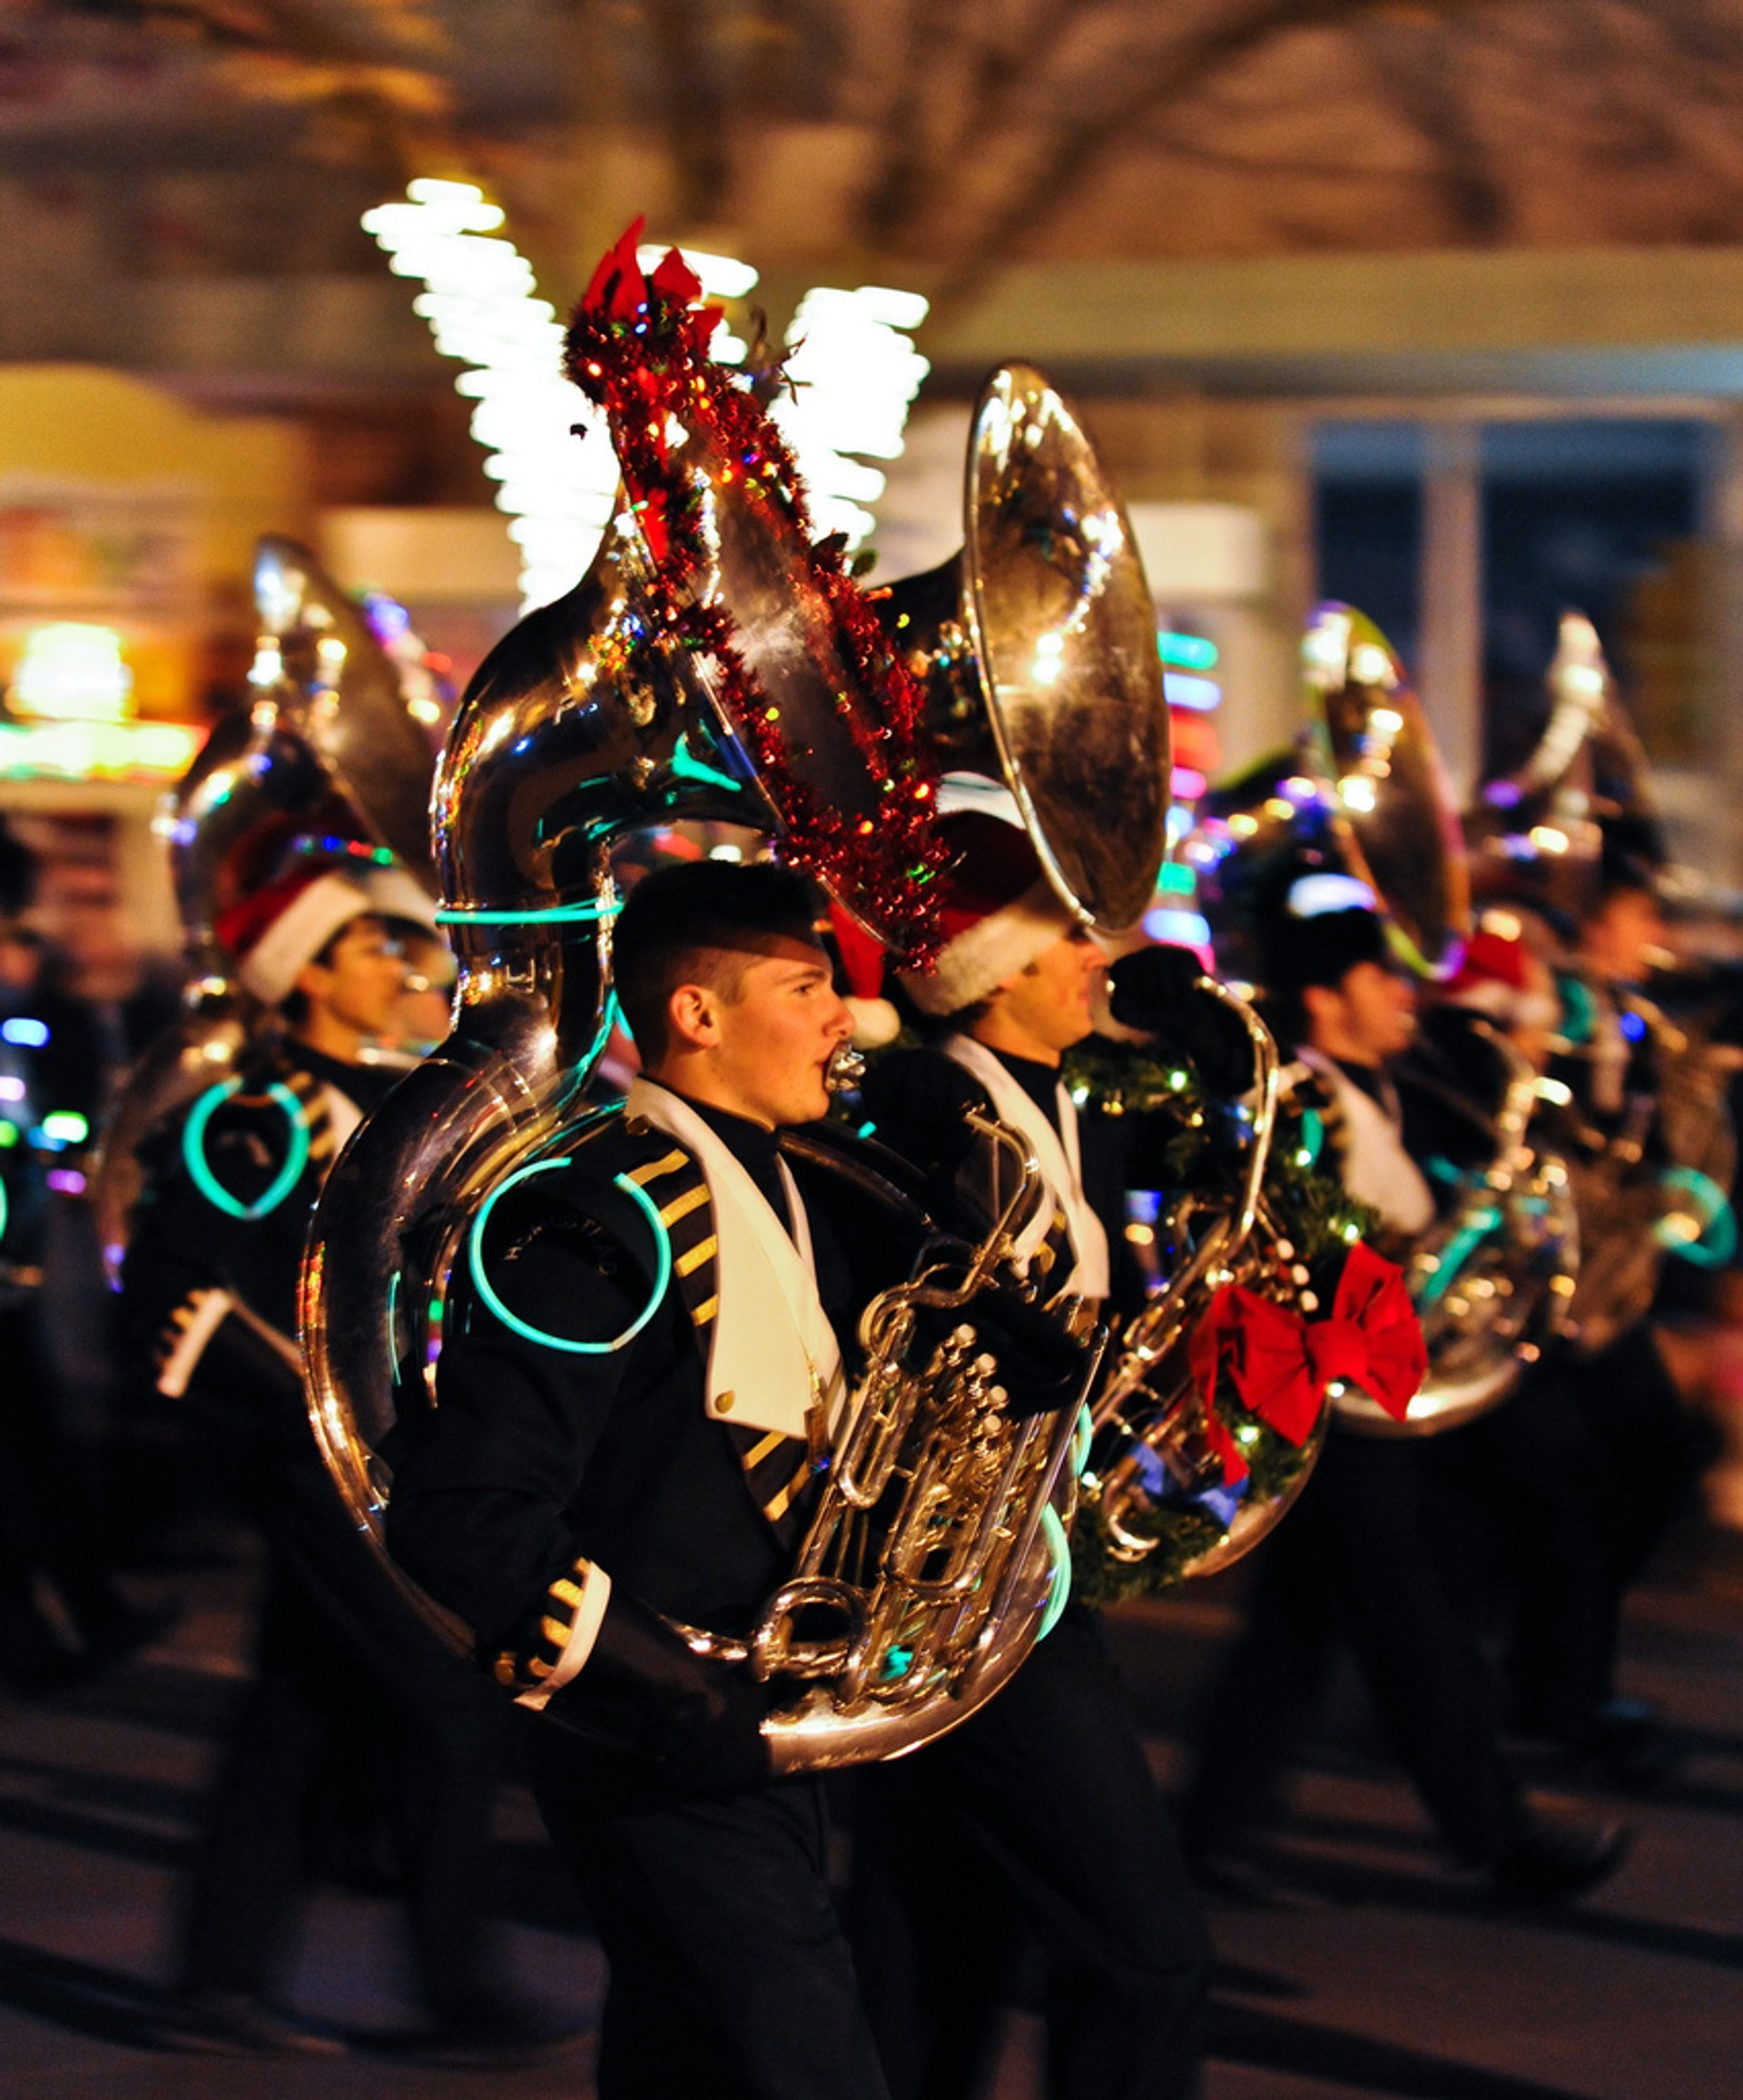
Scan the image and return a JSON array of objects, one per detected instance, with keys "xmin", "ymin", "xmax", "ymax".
[
  {"xmin": 0, "ymin": 718, "xmax": 200, "ymax": 781},
  {"xmin": 13, "ymin": 624, "xmax": 132, "ymax": 723}
]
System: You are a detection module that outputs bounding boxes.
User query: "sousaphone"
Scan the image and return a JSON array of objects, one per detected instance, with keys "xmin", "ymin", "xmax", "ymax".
[
  {"xmin": 301, "ymin": 351, "xmax": 1163, "ymax": 1769},
  {"xmin": 92, "ymin": 537, "xmax": 441, "ymax": 1281},
  {"xmin": 1308, "ymin": 608, "xmax": 1577, "ymax": 1432},
  {"xmin": 871, "ymin": 362, "xmax": 1172, "ymax": 932}
]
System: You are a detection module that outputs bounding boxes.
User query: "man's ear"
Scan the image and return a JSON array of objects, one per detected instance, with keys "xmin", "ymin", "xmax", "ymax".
[
  {"xmin": 292, "ymin": 954, "xmax": 330, "ymax": 1008},
  {"xmin": 1300, "ymin": 981, "xmax": 1334, "ymax": 1033},
  {"xmin": 665, "ymin": 982, "xmax": 720, "ymax": 1052}
]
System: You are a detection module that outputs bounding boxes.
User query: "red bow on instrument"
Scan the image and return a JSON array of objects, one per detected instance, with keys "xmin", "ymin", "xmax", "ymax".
[
  {"xmin": 580, "ymin": 216, "xmax": 721, "ymax": 352},
  {"xmin": 1187, "ymin": 1241, "xmax": 1426, "ymax": 1484}
]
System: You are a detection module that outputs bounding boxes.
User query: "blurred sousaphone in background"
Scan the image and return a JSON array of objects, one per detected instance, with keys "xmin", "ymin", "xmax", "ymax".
[
  {"xmin": 1189, "ymin": 603, "xmax": 1579, "ymax": 1436},
  {"xmin": 1462, "ymin": 608, "xmax": 1659, "ymax": 922},
  {"xmin": 1470, "ymin": 611, "xmax": 1738, "ymax": 1358},
  {"xmin": 91, "ymin": 537, "xmax": 443, "ymax": 1284}
]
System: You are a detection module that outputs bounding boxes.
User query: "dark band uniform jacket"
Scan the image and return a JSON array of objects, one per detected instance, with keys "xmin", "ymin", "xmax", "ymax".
[
  {"xmin": 384, "ymin": 1079, "xmax": 912, "ymax": 1781},
  {"xmin": 120, "ymin": 1041, "xmax": 398, "ymax": 1446}
]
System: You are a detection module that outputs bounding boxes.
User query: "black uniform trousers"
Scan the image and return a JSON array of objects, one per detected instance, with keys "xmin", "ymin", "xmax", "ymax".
[
  {"xmin": 1184, "ymin": 1428, "xmax": 1523, "ymax": 1869},
  {"xmin": 1428, "ymin": 1319, "xmax": 1708, "ymax": 1742},
  {"xmin": 0, "ymin": 1296, "xmax": 135, "ymax": 1681},
  {"xmin": 180, "ymin": 1452, "xmax": 508, "ymax": 2017},
  {"xmin": 526, "ymin": 1727, "xmax": 891, "ymax": 2100},
  {"xmin": 848, "ymin": 1607, "xmax": 1211, "ymax": 2100}
]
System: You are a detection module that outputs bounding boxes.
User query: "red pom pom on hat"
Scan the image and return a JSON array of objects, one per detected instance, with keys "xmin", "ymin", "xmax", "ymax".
[
  {"xmin": 1448, "ymin": 927, "xmax": 1529, "ymax": 994},
  {"xmin": 827, "ymin": 902, "xmax": 901, "ymax": 1049}
]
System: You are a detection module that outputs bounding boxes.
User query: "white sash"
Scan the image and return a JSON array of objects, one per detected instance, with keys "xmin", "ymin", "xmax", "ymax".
[
  {"xmin": 942, "ymin": 1034, "xmax": 1111, "ymax": 1301},
  {"xmin": 625, "ymin": 1080, "xmax": 843, "ymax": 1440},
  {"xmin": 1297, "ymin": 1048, "xmax": 1435, "ymax": 1237}
]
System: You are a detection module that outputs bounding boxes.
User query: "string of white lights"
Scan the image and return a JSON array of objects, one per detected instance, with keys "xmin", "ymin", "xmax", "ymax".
[
  {"xmin": 364, "ymin": 181, "xmax": 931, "ymax": 604},
  {"xmin": 362, "ymin": 180, "xmax": 616, "ymax": 614},
  {"xmin": 773, "ymin": 286, "xmax": 931, "ymax": 550}
]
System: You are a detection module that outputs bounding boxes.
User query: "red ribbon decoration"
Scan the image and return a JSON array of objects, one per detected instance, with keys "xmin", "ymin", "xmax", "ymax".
[{"xmin": 1187, "ymin": 1241, "xmax": 1427, "ymax": 1484}]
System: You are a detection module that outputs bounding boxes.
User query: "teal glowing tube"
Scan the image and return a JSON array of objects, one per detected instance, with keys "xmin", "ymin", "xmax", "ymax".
[
  {"xmin": 1071, "ymin": 1400, "xmax": 1094, "ymax": 1478},
  {"xmin": 1038, "ymin": 1501, "xmax": 1073, "ymax": 1641},
  {"xmin": 435, "ymin": 898, "xmax": 623, "ymax": 927},
  {"xmin": 182, "ymin": 1080, "xmax": 310, "ymax": 1221},
  {"xmin": 1415, "ymin": 1203, "xmax": 1502, "ymax": 1311},
  {"xmin": 468, "ymin": 1160, "xmax": 672, "ymax": 1353},
  {"xmin": 1655, "ymin": 1167, "xmax": 1738, "ymax": 1269}
]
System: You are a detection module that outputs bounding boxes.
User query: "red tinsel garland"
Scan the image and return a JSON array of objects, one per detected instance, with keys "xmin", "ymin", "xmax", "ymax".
[{"xmin": 563, "ymin": 218, "xmax": 945, "ymax": 965}]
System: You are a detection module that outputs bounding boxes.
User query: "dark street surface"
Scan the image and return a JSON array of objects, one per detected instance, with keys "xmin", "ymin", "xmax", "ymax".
[{"xmin": 2, "ymin": 1508, "xmax": 1739, "ymax": 2098}]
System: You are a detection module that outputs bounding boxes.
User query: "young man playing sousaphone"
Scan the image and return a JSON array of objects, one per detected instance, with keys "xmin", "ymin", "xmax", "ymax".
[
  {"xmin": 852, "ymin": 806, "xmax": 1213, "ymax": 2100},
  {"xmin": 389, "ymin": 856, "xmax": 1089, "ymax": 2100}
]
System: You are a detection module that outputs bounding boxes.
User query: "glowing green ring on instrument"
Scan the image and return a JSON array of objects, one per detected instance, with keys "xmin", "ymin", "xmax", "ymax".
[
  {"xmin": 435, "ymin": 899, "xmax": 622, "ymax": 926},
  {"xmin": 1655, "ymin": 1167, "xmax": 1738, "ymax": 1268},
  {"xmin": 1558, "ymin": 973, "xmax": 1596, "ymax": 1047},
  {"xmin": 1038, "ymin": 1502, "xmax": 1072, "ymax": 1642},
  {"xmin": 1296, "ymin": 1108, "xmax": 1324, "ymax": 1168},
  {"xmin": 1071, "ymin": 1401, "xmax": 1093, "ymax": 1478},
  {"xmin": 1415, "ymin": 1203, "xmax": 1502, "ymax": 1311},
  {"xmin": 182, "ymin": 1080, "xmax": 310, "ymax": 1221},
  {"xmin": 0, "ymin": 1177, "xmax": 9, "ymax": 1245},
  {"xmin": 468, "ymin": 1162, "xmax": 672, "ymax": 1353}
]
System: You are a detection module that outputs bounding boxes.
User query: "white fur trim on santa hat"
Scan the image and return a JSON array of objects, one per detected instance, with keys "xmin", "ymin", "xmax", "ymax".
[
  {"xmin": 362, "ymin": 863, "xmax": 439, "ymax": 934},
  {"xmin": 845, "ymin": 995, "xmax": 902, "ymax": 1050},
  {"xmin": 898, "ymin": 878, "xmax": 1078, "ymax": 1017},
  {"xmin": 240, "ymin": 871, "xmax": 376, "ymax": 1007}
]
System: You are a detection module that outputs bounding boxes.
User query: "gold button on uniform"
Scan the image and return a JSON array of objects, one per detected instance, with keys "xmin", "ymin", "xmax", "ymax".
[{"xmin": 716, "ymin": 1390, "xmax": 735, "ymax": 1415}]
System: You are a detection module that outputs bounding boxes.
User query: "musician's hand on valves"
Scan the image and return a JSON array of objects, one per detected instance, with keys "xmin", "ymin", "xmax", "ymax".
[
  {"xmin": 1108, "ymin": 944, "xmax": 1256, "ymax": 1098},
  {"xmin": 911, "ymin": 1281, "xmax": 1093, "ymax": 1419}
]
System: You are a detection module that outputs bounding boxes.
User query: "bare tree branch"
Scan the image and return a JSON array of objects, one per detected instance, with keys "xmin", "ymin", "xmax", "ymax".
[
  {"xmin": 926, "ymin": 0, "xmax": 1498, "ymax": 304},
  {"xmin": 1354, "ymin": 11, "xmax": 1511, "ymax": 240}
]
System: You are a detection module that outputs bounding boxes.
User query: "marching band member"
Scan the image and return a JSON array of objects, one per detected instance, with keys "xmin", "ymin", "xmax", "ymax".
[
  {"xmin": 853, "ymin": 809, "xmax": 1211, "ymax": 2100},
  {"xmin": 1503, "ymin": 850, "xmax": 1716, "ymax": 1773},
  {"xmin": 1180, "ymin": 882, "xmax": 1630, "ymax": 1904},
  {"xmin": 121, "ymin": 854, "xmax": 548, "ymax": 2062},
  {"xmin": 386, "ymin": 858, "xmax": 908, "ymax": 2100}
]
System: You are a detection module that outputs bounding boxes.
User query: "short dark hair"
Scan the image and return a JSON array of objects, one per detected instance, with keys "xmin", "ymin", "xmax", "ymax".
[{"xmin": 614, "ymin": 859, "xmax": 823, "ymax": 1062}]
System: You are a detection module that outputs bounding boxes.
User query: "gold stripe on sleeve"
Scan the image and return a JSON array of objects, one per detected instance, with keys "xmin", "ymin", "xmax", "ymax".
[{"xmin": 625, "ymin": 1149, "xmax": 690, "ymax": 1188}]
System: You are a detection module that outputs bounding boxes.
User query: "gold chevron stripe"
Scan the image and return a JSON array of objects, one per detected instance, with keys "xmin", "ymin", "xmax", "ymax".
[
  {"xmin": 675, "ymin": 1233, "xmax": 718, "ymax": 1277},
  {"xmin": 661, "ymin": 1184, "xmax": 710, "ymax": 1227},
  {"xmin": 762, "ymin": 1454, "xmax": 813, "ymax": 1525},
  {"xmin": 692, "ymin": 1294, "xmax": 718, "ymax": 1325},
  {"xmin": 626, "ymin": 1148, "xmax": 689, "ymax": 1188}
]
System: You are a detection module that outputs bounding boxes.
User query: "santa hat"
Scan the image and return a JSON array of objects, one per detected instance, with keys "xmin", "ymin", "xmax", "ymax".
[
  {"xmin": 1441, "ymin": 921, "xmax": 1558, "ymax": 1031},
  {"xmin": 897, "ymin": 812, "xmax": 1078, "ymax": 1018},
  {"xmin": 216, "ymin": 862, "xmax": 436, "ymax": 1006},
  {"xmin": 827, "ymin": 902, "xmax": 902, "ymax": 1050}
]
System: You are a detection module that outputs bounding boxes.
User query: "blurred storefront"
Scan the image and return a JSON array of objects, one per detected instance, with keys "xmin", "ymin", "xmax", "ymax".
[{"xmin": 0, "ymin": 366, "xmax": 307, "ymax": 983}]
